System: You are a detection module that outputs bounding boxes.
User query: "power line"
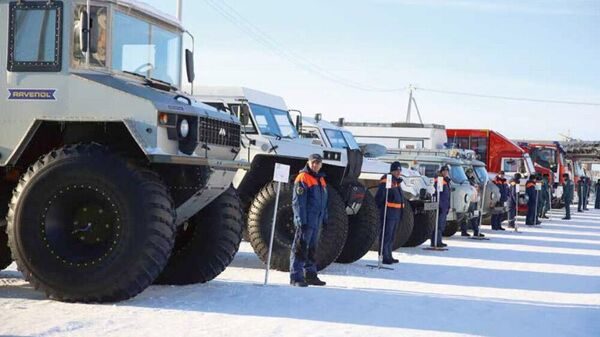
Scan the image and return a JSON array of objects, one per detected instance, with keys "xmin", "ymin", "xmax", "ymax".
[
  {"xmin": 203, "ymin": 0, "xmax": 600, "ymax": 107},
  {"xmin": 415, "ymin": 87, "xmax": 600, "ymax": 106},
  {"xmin": 203, "ymin": 0, "xmax": 407, "ymax": 92}
]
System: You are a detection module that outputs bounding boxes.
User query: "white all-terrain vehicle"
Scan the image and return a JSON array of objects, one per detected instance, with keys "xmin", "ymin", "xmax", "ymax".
[
  {"xmin": 0, "ymin": 0, "xmax": 247, "ymax": 302},
  {"xmin": 196, "ymin": 87, "xmax": 380, "ymax": 269},
  {"xmin": 300, "ymin": 117, "xmax": 438, "ymax": 248}
]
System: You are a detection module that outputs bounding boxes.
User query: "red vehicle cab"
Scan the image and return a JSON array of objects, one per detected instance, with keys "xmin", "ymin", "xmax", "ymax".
[
  {"xmin": 518, "ymin": 142, "xmax": 571, "ymax": 208},
  {"xmin": 446, "ymin": 129, "xmax": 535, "ymax": 177}
]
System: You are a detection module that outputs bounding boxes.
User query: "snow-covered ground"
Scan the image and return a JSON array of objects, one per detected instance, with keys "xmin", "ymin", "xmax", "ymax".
[{"xmin": 1, "ymin": 208, "xmax": 599, "ymax": 337}]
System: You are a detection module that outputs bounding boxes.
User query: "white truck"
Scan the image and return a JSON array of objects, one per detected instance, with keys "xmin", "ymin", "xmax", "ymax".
[
  {"xmin": 195, "ymin": 87, "xmax": 380, "ymax": 269},
  {"xmin": 0, "ymin": 0, "xmax": 247, "ymax": 302},
  {"xmin": 300, "ymin": 117, "xmax": 438, "ymax": 248}
]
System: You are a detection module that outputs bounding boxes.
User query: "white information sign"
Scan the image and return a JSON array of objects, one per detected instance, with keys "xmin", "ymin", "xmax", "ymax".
[{"xmin": 273, "ymin": 163, "xmax": 290, "ymax": 183}]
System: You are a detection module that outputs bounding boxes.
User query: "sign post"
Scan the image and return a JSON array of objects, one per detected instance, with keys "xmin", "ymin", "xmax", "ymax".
[
  {"xmin": 368, "ymin": 174, "xmax": 394, "ymax": 270},
  {"xmin": 264, "ymin": 163, "xmax": 290, "ymax": 285}
]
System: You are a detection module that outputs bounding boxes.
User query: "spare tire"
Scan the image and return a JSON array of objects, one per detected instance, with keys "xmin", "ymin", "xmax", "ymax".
[
  {"xmin": 247, "ymin": 182, "xmax": 348, "ymax": 272},
  {"xmin": 155, "ymin": 187, "xmax": 243, "ymax": 285},
  {"xmin": 336, "ymin": 193, "xmax": 380, "ymax": 263},
  {"xmin": 6, "ymin": 144, "xmax": 175, "ymax": 302},
  {"xmin": 403, "ymin": 209, "xmax": 436, "ymax": 247}
]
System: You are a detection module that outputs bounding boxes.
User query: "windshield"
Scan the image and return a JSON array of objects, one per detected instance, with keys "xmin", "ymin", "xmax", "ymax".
[
  {"xmin": 112, "ymin": 11, "xmax": 181, "ymax": 86},
  {"xmin": 342, "ymin": 131, "xmax": 360, "ymax": 150},
  {"xmin": 450, "ymin": 165, "xmax": 468, "ymax": 184},
  {"xmin": 325, "ymin": 129, "xmax": 350, "ymax": 149},
  {"xmin": 474, "ymin": 166, "xmax": 489, "ymax": 183},
  {"xmin": 250, "ymin": 103, "xmax": 299, "ymax": 138},
  {"xmin": 529, "ymin": 147, "xmax": 556, "ymax": 170},
  {"xmin": 524, "ymin": 154, "xmax": 535, "ymax": 174},
  {"xmin": 502, "ymin": 158, "xmax": 528, "ymax": 174}
]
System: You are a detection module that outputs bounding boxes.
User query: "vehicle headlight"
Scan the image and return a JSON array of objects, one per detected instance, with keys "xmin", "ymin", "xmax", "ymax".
[{"xmin": 179, "ymin": 118, "xmax": 190, "ymax": 138}]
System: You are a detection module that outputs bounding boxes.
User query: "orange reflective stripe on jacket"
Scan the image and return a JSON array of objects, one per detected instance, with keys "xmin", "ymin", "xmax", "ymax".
[
  {"xmin": 296, "ymin": 172, "xmax": 327, "ymax": 188},
  {"xmin": 386, "ymin": 202, "xmax": 404, "ymax": 209},
  {"xmin": 526, "ymin": 182, "xmax": 535, "ymax": 188}
]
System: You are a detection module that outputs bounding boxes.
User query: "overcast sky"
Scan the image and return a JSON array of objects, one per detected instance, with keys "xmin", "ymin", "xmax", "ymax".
[{"xmin": 145, "ymin": 0, "xmax": 600, "ymax": 141}]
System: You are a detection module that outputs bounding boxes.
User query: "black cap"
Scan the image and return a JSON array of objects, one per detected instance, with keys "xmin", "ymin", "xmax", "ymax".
[
  {"xmin": 514, "ymin": 173, "xmax": 522, "ymax": 180},
  {"xmin": 499, "ymin": 171, "xmax": 505, "ymax": 175},
  {"xmin": 440, "ymin": 165, "xmax": 450, "ymax": 172},
  {"xmin": 390, "ymin": 161, "xmax": 402, "ymax": 172},
  {"xmin": 308, "ymin": 153, "xmax": 323, "ymax": 163}
]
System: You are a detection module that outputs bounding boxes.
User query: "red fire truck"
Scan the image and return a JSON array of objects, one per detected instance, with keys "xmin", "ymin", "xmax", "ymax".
[
  {"xmin": 445, "ymin": 129, "xmax": 535, "ymax": 177},
  {"xmin": 518, "ymin": 142, "xmax": 571, "ymax": 208}
]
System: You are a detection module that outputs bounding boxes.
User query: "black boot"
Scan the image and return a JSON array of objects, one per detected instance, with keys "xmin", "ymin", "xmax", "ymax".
[
  {"xmin": 304, "ymin": 272, "xmax": 326, "ymax": 286},
  {"xmin": 461, "ymin": 231, "xmax": 471, "ymax": 237},
  {"xmin": 290, "ymin": 279, "xmax": 308, "ymax": 287}
]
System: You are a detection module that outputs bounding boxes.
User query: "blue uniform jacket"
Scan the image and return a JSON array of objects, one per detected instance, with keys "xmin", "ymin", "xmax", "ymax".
[
  {"xmin": 292, "ymin": 166, "xmax": 328, "ymax": 229},
  {"xmin": 435, "ymin": 176, "xmax": 452, "ymax": 211},
  {"xmin": 375, "ymin": 174, "xmax": 405, "ymax": 220},
  {"xmin": 493, "ymin": 177, "xmax": 509, "ymax": 203},
  {"xmin": 508, "ymin": 181, "xmax": 518, "ymax": 207},
  {"xmin": 563, "ymin": 180, "xmax": 574, "ymax": 203},
  {"xmin": 526, "ymin": 180, "xmax": 537, "ymax": 204}
]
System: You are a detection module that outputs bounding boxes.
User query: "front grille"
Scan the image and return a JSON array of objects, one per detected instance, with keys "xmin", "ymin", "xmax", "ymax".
[{"xmin": 198, "ymin": 116, "xmax": 241, "ymax": 148}]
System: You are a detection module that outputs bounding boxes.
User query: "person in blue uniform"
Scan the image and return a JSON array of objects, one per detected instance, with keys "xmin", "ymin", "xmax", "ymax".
[
  {"xmin": 508, "ymin": 173, "xmax": 521, "ymax": 228},
  {"xmin": 461, "ymin": 168, "xmax": 484, "ymax": 237},
  {"xmin": 539, "ymin": 174, "xmax": 550, "ymax": 219},
  {"xmin": 563, "ymin": 173, "xmax": 574, "ymax": 220},
  {"xmin": 584, "ymin": 177, "xmax": 591, "ymax": 211},
  {"xmin": 375, "ymin": 161, "xmax": 404, "ymax": 264},
  {"xmin": 577, "ymin": 177, "xmax": 586, "ymax": 212},
  {"xmin": 290, "ymin": 154, "xmax": 328, "ymax": 287},
  {"xmin": 491, "ymin": 171, "xmax": 509, "ymax": 230},
  {"xmin": 431, "ymin": 165, "xmax": 451, "ymax": 247},
  {"xmin": 525, "ymin": 175, "xmax": 538, "ymax": 226},
  {"xmin": 595, "ymin": 179, "xmax": 600, "ymax": 209}
]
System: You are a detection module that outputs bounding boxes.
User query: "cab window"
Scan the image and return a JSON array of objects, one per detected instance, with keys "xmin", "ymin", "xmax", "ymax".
[
  {"xmin": 419, "ymin": 164, "xmax": 439, "ymax": 177},
  {"xmin": 8, "ymin": 1, "xmax": 63, "ymax": 72},
  {"xmin": 72, "ymin": 5, "xmax": 107, "ymax": 68},
  {"xmin": 324, "ymin": 129, "xmax": 349, "ymax": 149}
]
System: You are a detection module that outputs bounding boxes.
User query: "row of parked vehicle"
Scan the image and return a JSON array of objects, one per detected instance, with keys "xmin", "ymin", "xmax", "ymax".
[{"xmin": 0, "ymin": 0, "xmax": 552, "ymax": 304}]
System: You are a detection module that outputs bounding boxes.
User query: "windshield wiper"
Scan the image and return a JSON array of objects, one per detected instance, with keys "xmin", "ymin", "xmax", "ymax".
[{"xmin": 122, "ymin": 71, "xmax": 176, "ymax": 92}]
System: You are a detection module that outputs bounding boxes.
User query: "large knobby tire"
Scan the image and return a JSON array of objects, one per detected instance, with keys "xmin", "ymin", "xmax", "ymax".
[
  {"xmin": 336, "ymin": 193, "xmax": 380, "ymax": 264},
  {"xmin": 247, "ymin": 182, "xmax": 348, "ymax": 272},
  {"xmin": 403, "ymin": 209, "xmax": 436, "ymax": 247},
  {"xmin": 392, "ymin": 201, "xmax": 415, "ymax": 250},
  {"xmin": 155, "ymin": 187, "xmax": 243, "ymax": 285},
  {"xmin": 0, "ymin": 228, "xmax": 12, "ymax": 270},
  {"xmin": 6, "ymin": 144, "xmax": 175, "ymax": 302},
  {"xmin": 443, "ymin": 219, "xmax": 460, "ymax": 237}
]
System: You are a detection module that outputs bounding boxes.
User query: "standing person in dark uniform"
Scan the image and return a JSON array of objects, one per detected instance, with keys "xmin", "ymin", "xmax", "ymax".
[
  {"xmin": 431, "ymin": 166, "xmax": 451, "ymax": 248},
  {"xmin": 539, "ymin": 174, "xmax": 550, "ymax": 219},
  {"xmin": 290, "ymin": 154, "xmax": 328, "ymax": 287},
  {"xmin": 595, "ymin": 179, "xmax": 600, "ymax": 209},
  {"xmin": 525, "ymin": 175, "xmax": 537, "ymax": 226},
  {"xmin": 577, "ymin": 177, "xmax": 586, "ymax": 212},
  {"xmin": 461, "ymin": 168, "xmax": 484, "ymax": 237},
  {"xmin": 584, "ymin": 177, "xmax": 591, "ymax": 211},
  {"xmin": 563, "ymin": 173, "xmax": 574, "ymax": 220},
  {"xmin": 491, "ymin": 171, "xmax": 509, "ymax": 231},
  {"xmin": 375, "ymin": 161, "xmax": 404, "ymax": 264},
  {"xmin": 534, "ymin": 175, "xmax": 543, "ymax": 224},
  {"xmin": 508, "ymin": 173, "xmax": 521, "ymax": 228}
]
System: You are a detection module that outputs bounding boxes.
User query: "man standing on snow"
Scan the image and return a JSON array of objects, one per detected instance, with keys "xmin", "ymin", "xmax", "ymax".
[
  {"xmin": 508, "ymin": 173, "xmax": 521, "ymax": 228},
  {"xmin": 431, "ymin": 166, "xmax": 451, "ymax": 248},
  {"xmin": 290, "ymin": 154, "xmax": 328, "ymax": 287},
  {"xmin": 563, "ymin": 173, "xmax": 574, "ymax": 220},
  {"xmin": 375, "ymin": 161, "xmax": 404, "ymax": 264}
]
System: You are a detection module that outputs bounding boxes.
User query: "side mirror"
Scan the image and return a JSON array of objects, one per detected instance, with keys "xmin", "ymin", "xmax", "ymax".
[
  {"xmin": 80, "ymin": 11, "xmax": 89, "ymax": 53},
  {"xmin": 295, "ymin": 114, "xmax": 303, "ymax": 133},
  {"xmin": 240, "ymin": 104, "xmax": 250, "ymax": 125},
  {"xmin": 185, "ymin": 49, "xmax": 195, "ymax": 83}
]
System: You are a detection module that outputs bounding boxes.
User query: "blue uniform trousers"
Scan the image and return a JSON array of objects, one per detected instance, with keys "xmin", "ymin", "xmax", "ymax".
[
  {"xmin": 290, "ymin": 226, "xmax": 319, "ymax": 281},
  {"xmin": 380, "ymin": 215, "xmax": 400, "ymax": 260},
  {"xmin": 526, "ymin": 201, "xmax": 536, "ymax": 225},
  {"xmin": 432, "ymin": 208, "xmax": 449, "ymax": 246}
]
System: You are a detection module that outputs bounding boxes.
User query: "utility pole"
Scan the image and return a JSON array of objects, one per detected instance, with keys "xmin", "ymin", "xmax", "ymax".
[
  {"xmin": 405, "ymin": 85, "xmax": 424, "ymax": 124},
  {"xmin": 176, "ymin": 0, "xmax": 183, "ymax": 21}
]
